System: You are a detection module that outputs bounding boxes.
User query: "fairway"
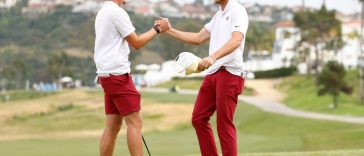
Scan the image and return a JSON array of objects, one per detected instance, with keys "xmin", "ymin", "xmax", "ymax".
[
  {"xmin": 0, "ymin": 90, "xmax": 364, "ymax": 155},
  {"xmin": 157, "ymin": 79, "xmax": 255, "ymax": 95}
]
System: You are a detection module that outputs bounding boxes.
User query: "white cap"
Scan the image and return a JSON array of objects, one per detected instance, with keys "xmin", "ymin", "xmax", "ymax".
[{"xmin": 174, "ymin": 52, "xmax": 202, "ymax": 75}]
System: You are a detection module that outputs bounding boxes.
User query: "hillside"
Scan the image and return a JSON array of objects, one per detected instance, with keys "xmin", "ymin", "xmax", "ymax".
[{"xmin": 279, "ymin": 70, "xmax": 364, "ymax": 116}]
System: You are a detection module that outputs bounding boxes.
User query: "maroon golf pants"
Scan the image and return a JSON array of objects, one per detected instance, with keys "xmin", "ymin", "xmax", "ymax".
[{"xmin": 192, "ymin": 67, "xmax": 245, "ymax": 156}]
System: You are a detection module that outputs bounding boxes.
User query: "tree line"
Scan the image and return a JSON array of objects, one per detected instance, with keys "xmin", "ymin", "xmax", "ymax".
[{"xmin": 0, "ymin": 4, "xmax": 275, "ymax": 90}]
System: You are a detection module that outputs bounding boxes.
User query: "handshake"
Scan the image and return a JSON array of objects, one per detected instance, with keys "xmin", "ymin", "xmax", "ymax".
[
  {"xmin": 154, "ymin": 17, "xmax": 172, "ymax": 33},
  {"xmin": 153, "ymin": 17, "xmax": 216, "ymax": 72}
]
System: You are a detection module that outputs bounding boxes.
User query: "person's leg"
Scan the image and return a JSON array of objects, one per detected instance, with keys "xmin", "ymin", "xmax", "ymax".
[
  {"xmin": 100, "ymin": 92, "xmax": 123, "ymax": 156},
  {"xmin": 109, "ymin": 75, "xmax": 142, "ymax": 156},
  {"xmin": 124, "ymin": 111, "xmax": 143, "ymax": 156},
  {"xmin": 216, "ymin": 70, "xmax": 244, "ymax": 156},
  {"xmin": 192, "ymin": 76, "xmax": 218, "ymax": 156},
  {"xmin": 100, "ymin": 114, "xmax": 123, "ymax": 156},
  {"xmin": 99, "ymin": 74, "xmax": 142, "ymax": 156}
]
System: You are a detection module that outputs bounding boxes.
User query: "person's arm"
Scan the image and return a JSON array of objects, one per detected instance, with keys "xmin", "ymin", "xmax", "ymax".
[
  {"xmin": 114, "ymin": 10, "xmax": 170, "ymax": 50},
  {"xmin": 165, "ymin": 28, "xmax": 210, "ymax": 45},
  {"xmin": 198, "ymin": 32, "xmax": 244, "ymax": 71},
  {"xmin": 125, "ymin": 29, "xmax": 158, "ymax": 50},
  {"xmin": 126, "ymin": 19, "xmax": 170, "ymax": 50},
  {"xmin": 198, "ymin": 8, "xmax": 249, "ymax": 71},
  {"xmin": 211, "ymin": 32, "xmax": 244, "ymax": 60}
]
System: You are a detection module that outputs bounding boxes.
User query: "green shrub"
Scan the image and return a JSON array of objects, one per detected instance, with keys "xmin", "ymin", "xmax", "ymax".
[{"xmin": 254, "ymin": 67, "xmax": 297, "ymax": 79}]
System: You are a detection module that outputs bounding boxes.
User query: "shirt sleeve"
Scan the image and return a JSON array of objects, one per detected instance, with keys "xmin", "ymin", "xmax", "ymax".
[
  {"xmin": 112, "ymin": 9, "xmax": 136, "ymax": 38},
  {"xmin": 204, "ymin": 21, "xmax": 212, "ymax": 33},
  {"xmin": 204, "ymin": 13, "xmax": 217, "ymax": 33},
  {"xmin": 231, "ymin": 8, "xmax": 249, "ymax": 35}
]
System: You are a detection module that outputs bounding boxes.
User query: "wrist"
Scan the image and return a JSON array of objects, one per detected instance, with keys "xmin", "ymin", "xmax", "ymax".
[
  {"xmin": 153, "ymin": 25, "xmax": 160, "ymax": 34},
  {"xmin": 165, "ymin": 28, "xmax": 174, "ymax": 34},
  {"xmin": 208, "ymin": 55, "xmax": 216, "ymax": 63},
  {"xmin": 209, "ymin": 55, "xmax": 216, "ymax": 62}
]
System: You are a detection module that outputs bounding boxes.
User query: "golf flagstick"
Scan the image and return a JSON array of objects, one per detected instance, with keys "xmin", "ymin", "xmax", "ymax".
[{"xmin": 142, "ymin": 135, "xmax": 151, "ymax": 156}]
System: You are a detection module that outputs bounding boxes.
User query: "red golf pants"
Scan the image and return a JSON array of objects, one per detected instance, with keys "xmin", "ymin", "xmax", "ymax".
[{"xmin": 192, "ymin": 67, "xmax": 245, "ymax": 156}]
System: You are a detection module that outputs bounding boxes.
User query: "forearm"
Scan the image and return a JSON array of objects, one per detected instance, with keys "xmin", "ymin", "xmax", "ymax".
[
  {"xmin": 211, "ymin": 38, "xmax": 241, "ymax": 60},
  {"xmin": 165, "ymin": 28, "xmax": 203, "ymax": 45},
  {"xmin": 133, "ymin": 28, "xmax": 158, "ymax": 49}
]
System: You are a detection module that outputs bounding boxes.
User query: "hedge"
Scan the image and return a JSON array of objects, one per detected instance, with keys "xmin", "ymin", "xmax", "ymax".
[{"xmin": 254, "ymin": 67, "xmax": 297, "ymax": 79}]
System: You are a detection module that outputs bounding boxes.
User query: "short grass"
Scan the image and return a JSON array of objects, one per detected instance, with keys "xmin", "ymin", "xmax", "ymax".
[
  {"xmin": 278, "ymin": 70, "xmax": 364, "ymax": 116},
  {"xmin": 157, "ymin": 78, "xmax": 255, "ymax": 95},
  {"xmin": 1, "ymin": 90, "xmax": 364, "ymax": 155},
  {"xmin": 245, "ymin": 149, "xmax": 364, "ymax": 156},
  {"xmin": 1, "ymin": 139, "xmax": 364, "ymax": 156}
]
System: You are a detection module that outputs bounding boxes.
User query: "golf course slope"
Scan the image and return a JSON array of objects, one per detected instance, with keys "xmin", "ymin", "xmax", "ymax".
[{"xmin": 1, "ymin": 89, "xmax": 364, "ymax": 156}]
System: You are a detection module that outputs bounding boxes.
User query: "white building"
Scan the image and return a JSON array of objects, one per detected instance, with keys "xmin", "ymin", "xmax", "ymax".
[
  {"xmin": 272, "ymin": 21, "xmax": 300, "ymax": 68},
  {"xmin": 0, "ymin": 0, "xmax": 17, "ymax": 9},
  {"xmin": 73, "ymin": 0, "xmax": 102, "ymax": 13},
  {"xmin": 155, "ymin": 0, "xmax": 183, "ymax": 18},
  {"xmin": 126, "ymin": 0, "xmax": 156, "ymax": 16},
  {"xmin": 245, "ymin": 20, "xmax": 363, "ymax": 73},
  {"xmin": 24, "ymin": 0, "xmax": 56, "ymax": 13},
  {"xmin": 181, "ymin": 4, "xmax": 211, "ymax": 19},
  {"xmin": 55, "ymin": 0, "xmax": 77, "ymax": 6},
  {"xmin": 336, "ymin": 20, "xmax": 362, "ymax": 69},
  {"xmin": 244, "ymin": 21, "xmax": 300, "ymax": 72}
]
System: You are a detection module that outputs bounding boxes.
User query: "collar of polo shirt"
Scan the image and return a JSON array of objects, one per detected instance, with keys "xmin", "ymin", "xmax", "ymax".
[
  {"xmin": 104, "ymin": 1, "xmax": 114, "ymax": 6},
  {"xmin": 104, "ymin": 1, "xmax": 120, "ymax": 7},
  {"xmin": 219, "ymin": 0, "xmax": 237, "ymax": 13}
]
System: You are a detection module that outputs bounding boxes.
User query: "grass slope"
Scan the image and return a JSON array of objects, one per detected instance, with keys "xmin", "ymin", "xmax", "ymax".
[
  {"xmin": 279, "ymin": 70, "xmax": 364, "ymax": 116},
  {"xmin": 0, "ymin": 90, "xmax": 364, "ymax": 155}
]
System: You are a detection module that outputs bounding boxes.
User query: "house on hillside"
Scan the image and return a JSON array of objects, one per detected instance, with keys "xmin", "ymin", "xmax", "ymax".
[
  {"xmin": 73, "ymin": 0, "xmax": 102, "ymax": 13},
  {"xmin": 0, "ymin": 0, "xmax": 17, "ymax": 9},
  {"xmin": 272, "ymin": 21, "xmax": 300, "ymax": 68},
  {"xmin": 126, "ymin": 0, "xmax": 156, "ymax": 16},
  {"xmin": 336, "ymin": 20, "xmax": 362, "ymax": 69},
  {"xmin": 181, "ymin": 3, "xmax": 211, "ymax": 19},
  {"xmin": 244, "ymin": 21, "xmax": 300, "ymax": 72},
  {"xmin": 245, "ymin": 18, "xmax": 363, "ymax": 73},
  {"xmin": 23, "ymin": 0, "xmax": 56, "ymax": 14},
  {"xmin": 155, "ymin": 0, "xmax": 182, "ymax": 18}
]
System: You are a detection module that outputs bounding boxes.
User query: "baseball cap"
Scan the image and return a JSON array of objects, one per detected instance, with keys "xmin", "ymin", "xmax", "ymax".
[{"xmin": 174, "ymin": 52, "xmax": 202, "ymax": 75}]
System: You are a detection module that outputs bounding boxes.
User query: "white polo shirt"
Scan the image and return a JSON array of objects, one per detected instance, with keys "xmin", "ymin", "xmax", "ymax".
[
  {"xmin": 94, "ymin": 1, "xmax": 135, "ymax": 75},
  {"xmin": 204, "ymin": 0, "xmax": 249, "ymax": 77}
]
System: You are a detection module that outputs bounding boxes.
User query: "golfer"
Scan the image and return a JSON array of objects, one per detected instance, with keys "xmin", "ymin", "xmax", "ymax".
[
  {"xmin": 94, "ymin": 0, "xmax": 170, "ymax": 156},
  {"xmin": 157, "ymin": 0, "xmax": 248, "ymax": 155}
]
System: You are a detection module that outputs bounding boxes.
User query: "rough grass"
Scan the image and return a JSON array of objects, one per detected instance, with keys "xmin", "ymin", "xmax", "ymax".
[
  {"xmin": 278, "ymin": 70, "xmax": 364, "ymax": 116},
  {"xmin": 0, "ymin": 90, "xmax": 56, "ymax": 102}
]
